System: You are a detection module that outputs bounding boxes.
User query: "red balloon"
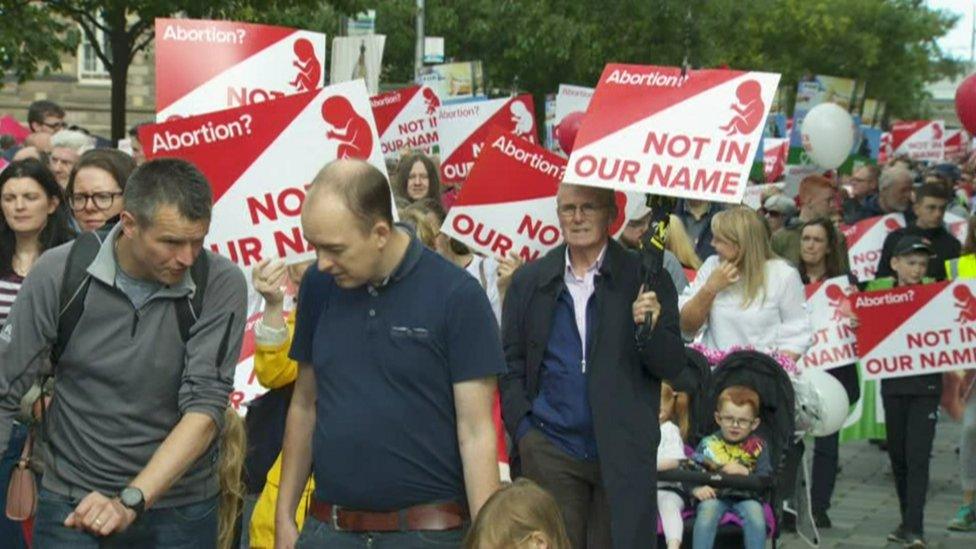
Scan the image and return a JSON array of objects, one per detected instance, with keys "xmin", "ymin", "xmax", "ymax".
[
  {"xmin": 555, "ymin": 111, "xmax": 585, "ymax": 154},
  {"xmin": 955, "ymin": 73, "xmax": 976, "ymax": 135}
]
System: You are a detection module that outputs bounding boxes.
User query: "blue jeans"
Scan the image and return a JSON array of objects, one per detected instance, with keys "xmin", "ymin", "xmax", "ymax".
[
  {"xmin": 297, "ymin": 515, "xmax": 467, "ymax": 548},
  {"xmin": 33, "ymin": 488, "xmax": 217, "ymax": 548},
  {"xmin": 0, "ymin": 422, "xmax": 29, "ymax": 549},
  {"xmin": 693, "ymin": 498, "xmax": 766, "ymax": 549}
]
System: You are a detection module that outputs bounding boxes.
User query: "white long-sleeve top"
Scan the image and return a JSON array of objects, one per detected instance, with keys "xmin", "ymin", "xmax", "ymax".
[{"xmin": 679, "ymin": 255, "xmax": 812, "ymax": 355}]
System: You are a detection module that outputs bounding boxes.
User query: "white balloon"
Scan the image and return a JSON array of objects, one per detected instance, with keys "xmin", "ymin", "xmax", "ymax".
[
  {"xmin": 801, "ymin": 103, "xmax": 855, "ymax": 170},
  {"xmin": 793, "ymin": 368, "xmax": 850, "ymax": 437}
]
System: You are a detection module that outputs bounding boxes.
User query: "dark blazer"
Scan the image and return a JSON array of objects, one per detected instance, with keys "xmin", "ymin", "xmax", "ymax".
[{"xmin": 499, "ymin": 239, "xmax": 685, "ymax": 549}]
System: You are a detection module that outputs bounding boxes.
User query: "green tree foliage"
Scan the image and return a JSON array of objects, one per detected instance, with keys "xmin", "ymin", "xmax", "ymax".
[
  {"xmin": 0, "ymin": 0, "xmax": 963, "ymax": 138},
  {"xmin": 0, "ymin": 0, "xmax": 362, "ymax": 141}
]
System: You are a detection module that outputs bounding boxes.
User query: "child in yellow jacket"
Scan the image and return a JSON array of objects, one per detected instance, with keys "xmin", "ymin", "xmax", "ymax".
[{"xmin": 247, "ymin": 260, "xmax": 315, "ymax": 549}]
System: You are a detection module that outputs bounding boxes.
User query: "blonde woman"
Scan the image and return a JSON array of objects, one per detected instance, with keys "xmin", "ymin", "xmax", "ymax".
[
  {"xmin": 666, "ymin": 214, "xmax": 703, "ymax": 270},
  {"xmin": 679, "ymin": 206, "xmax": 811, "ymax": 361}
]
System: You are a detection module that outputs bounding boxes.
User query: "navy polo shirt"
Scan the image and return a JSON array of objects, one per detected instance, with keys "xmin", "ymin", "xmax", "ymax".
[{"xmin": 289, "ymin": 232, "xmax": 505, "ymax": 511}]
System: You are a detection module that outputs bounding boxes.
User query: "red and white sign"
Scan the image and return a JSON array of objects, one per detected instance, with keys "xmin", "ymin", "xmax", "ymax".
[
  {"xmin": 554, "ymin": 84, "xmax": 594, "ymax": 156},
  {"xmin": 841, "ymin": 214, "xmax": 906, "ymax": 282},
  {"xmin": 438, "ymin": 95, "xmax": 537, "ymax": 186},
  {"xmin": 891, "ymin": 120, "xmax": 945, "ymax": 162},
  {"xmin": 441, "ymin": 131, "xmax": 636, "ymax": 261},
  {"xmin": 855, "ymin": 280, "xmax": 976, "ymax": 380},
  {"xmin": 155, "ymin": 18, "xmax": 325, "ymax": 121},
  {"xmin": 141, "ymin": 80, "xmax": 387, "ymax": 270},
  {"xmin": 945, "ymin": 128, "xmax": 970, "ymax": 160},
  {"xmin": 441, "ymin": 131, "xmax": 565, "ymax": 261},
  {"xmin": 802, "ymin": 277, "xmax": 858, "ymax": 370},
  {"xmin": 371, "ymin": 85, "xmax": 441, "ymax": 159},
  {"xmin": 564, "ymin": 64, "xmax": 780, "ymax": 203},
  {"xmin": 763, "ymin": 137, "xmax": 789, "ymax": 182},
  {"xmin": 878, "ymin": 131, "xmax": 893, "ymax": 164},
  {"xmin": 946, "ymin": 211, "xmax": 969, "ymax": 243}
]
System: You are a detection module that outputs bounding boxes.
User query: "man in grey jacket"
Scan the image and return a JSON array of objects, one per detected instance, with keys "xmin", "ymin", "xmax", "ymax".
[{"xmin": 0, "ymin": 159, "xmax": 247, "ymax": 546}]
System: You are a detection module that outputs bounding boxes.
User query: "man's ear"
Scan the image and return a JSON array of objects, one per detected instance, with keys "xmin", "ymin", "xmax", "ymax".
[{"xmin": 119, "ymin": 211, "xmax": 138, "ymax": 238}]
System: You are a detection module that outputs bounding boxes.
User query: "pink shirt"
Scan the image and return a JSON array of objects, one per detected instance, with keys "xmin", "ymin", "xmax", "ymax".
[{"xmin": 564, "ymin": 245, "xmax": 607, "ymax": 371}]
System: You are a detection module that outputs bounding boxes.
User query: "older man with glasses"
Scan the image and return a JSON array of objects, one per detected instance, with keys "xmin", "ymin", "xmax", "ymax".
[{"xmin": 500, "ymin": 182, "xmax": 684, "ymax": 548}]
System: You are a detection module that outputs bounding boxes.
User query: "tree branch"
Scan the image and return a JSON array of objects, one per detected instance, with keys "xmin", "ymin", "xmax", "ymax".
[{"xmin": 130, "ymin": 31, "xmax": 155, "ymax": 63}]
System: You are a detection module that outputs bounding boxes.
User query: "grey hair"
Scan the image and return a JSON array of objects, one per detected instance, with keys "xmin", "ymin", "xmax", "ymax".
[
  {"xmin": 50, "ymin": 129, "xmax": 94, "ymax": 153},
  {"xmin": 879, "ymin": 167, "xmax": 912, "ymax": 192},
  {"xmin": 123, "ymin": 158, "xmax": 213, "ymax": 226}
]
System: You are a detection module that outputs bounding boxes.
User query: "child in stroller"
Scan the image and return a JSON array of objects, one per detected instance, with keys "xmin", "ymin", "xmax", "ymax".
[
  {"xmin": 659, "ymin": 348, "xmax": 797, "ymax": 548},
  {"xmin": 691, "ymin": 385, "xmax": 772, "ymax": 549}
]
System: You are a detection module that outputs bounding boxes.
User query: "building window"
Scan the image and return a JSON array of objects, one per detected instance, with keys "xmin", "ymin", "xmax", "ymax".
[{"xmin": 77, "ymin": 25, "xmax": 111, "ymax": 84}]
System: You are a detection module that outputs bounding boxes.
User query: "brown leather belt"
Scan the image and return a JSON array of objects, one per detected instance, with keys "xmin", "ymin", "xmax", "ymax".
[{"xmin": 308, "ymin": 498, "xmax": 468, "ymax": 532}]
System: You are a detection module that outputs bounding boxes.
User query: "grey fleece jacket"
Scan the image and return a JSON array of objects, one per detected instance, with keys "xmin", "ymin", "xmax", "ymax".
[{"xmin": 0, "ymin": 225, "xmax": 246, "ymax": 507}]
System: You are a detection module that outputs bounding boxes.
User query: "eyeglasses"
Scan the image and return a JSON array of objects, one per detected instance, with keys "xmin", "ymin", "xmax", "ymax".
[
  {"xmin": 557, "ymin": 203, "xmax": 607, "ymax": 218},
  {"xmin": 69, "ymin": 192, "xmax": 122, "ymax": 211},
  {"xmin": 717, "ymin": 415, "xmax": 756, "ymax": 428},
  {"xmin": 41, "ymin": 120, "xmax": 66, "ymax": 131}
]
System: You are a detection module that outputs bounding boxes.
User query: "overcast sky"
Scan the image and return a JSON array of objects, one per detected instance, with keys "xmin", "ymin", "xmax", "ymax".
[{"xmin": 931, "ymin": 0, "xmax": 974, "ymax": 61}]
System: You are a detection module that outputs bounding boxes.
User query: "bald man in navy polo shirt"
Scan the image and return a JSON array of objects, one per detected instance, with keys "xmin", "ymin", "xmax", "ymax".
[{"xmin": 275, "ymin": 160, "xmax": 504, "ymax": 548}]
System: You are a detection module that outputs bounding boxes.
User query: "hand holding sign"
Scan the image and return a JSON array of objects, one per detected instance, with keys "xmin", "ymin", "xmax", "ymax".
[{"xmin": 632, "ymin": 285, "xmax": 661, "ymax": 329}]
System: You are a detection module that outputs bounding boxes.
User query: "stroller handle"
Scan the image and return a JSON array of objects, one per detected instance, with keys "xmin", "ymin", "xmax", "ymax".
[{"xmin": 658, "ymin": 469, "xmax": 771, "ymax": 491}]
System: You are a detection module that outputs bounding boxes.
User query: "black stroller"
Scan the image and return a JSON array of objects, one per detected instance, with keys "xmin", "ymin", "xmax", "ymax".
[{"xmin": 659, "ymin": 349, "xmax": 797, "ymax": 548}]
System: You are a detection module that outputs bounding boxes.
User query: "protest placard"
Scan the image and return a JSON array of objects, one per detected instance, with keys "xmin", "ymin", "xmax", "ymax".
[
  {"xmin": 564, "ymin": 64, "xmax": 780, "ymax": 204},
  {"xmin": 155, "ymin": 18, "xmax": 325, "ymax": 120},
  {"xmin": 841, "ymin": 213, "xmax": 906, "ymax": 282},
  {"xmin": 762, "ymin": 137, "xmax": 789, "ymax": 182},
  {"xmin": 438, "ymin": 95, "xmax": 537, "ymax": 186},
  {"xmin": 855, "ymin": 280, "xmax": 976, "ymax": 380},
  {"xmin": 891, "ymin": 120, "xmax": 945, "ymax": 162},
  {"xmin": 417, "ymin": 61, "xmax": 486, "ymax": 103},
  {"xmin": 945, "ymin": 128, "xmax": 970, "ymax": 160},
  {"xmin": 370, "ymin": 85, "xmax": 441, "ymax": 159},
  {"xmin": 553, "ymin": 84, "xmax": 594, "ymax": 156},
  {"xmin": 141, "ymin": 79, "xmax": 388, "ymax": 271},
  {"xmin": 441, "ymin": 131, "xmax": 566, "ymax": 261},
  {"xmin": 802, "ymin": 276, "xmax": 859, "ymax": 370},
  {"xmin": 442, "ymin": 130, "xmax": 640, "ymax": 260}
]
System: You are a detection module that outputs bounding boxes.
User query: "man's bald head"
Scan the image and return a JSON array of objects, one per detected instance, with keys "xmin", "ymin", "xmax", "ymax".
[{"xmin": 306, "ymin": 159, "xmax": 394, "ymax": 234}]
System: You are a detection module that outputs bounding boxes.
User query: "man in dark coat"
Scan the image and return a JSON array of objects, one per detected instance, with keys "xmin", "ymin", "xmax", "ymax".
[{"xmin": 500, "ymin": 183, "xmax": 685, "ymax": 549}]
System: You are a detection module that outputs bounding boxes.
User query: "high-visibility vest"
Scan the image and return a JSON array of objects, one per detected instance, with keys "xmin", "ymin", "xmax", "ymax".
[{"xmin": 946, "ymin": 254, "xmax": 976, "ymax": 280}]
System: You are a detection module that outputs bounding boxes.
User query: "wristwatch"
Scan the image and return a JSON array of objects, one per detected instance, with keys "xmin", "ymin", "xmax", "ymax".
[{"xmin": 119, "ymin": 487, "xmax": 146, "ymax": 518}]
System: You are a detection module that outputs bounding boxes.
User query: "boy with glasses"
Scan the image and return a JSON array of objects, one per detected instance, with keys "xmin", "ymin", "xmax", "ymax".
[{"xmin": 692, "ymin": 385, "xmax": 771, "ymax": 549}]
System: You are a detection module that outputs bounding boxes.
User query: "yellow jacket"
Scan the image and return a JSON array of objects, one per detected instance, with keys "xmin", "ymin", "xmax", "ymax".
[
  {"xmin": 248, "ymin": 311, "xmax": 315, "ymax": 548},
  {"xmin": 946, "ymin": 253, "xmax": 976, "ymax": 280}
]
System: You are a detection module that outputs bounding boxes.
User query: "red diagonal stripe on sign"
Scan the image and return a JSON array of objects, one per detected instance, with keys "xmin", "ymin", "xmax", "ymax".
[
  {"xmin": 371, "ymin": 85, "xmax": 422, "ymax": 136},
  {"xmin": 140, "ymin": 89, "xmax": 322, "ymax": 203},
  {"xmin": 453, "ymin": 130, "xmax": 564, "ymax": 207},
  {"xmin": 805, "ymin": 282, "xmax": 824, "ymax": 300},
  {"xmin": 891, "ymin": 120, "xmax": 929, "ymax": 152},
  {"xmin": 155, "ymin": 19, "xmax": 299, "ymax": 112},
  {"xmin": 573, "ymin": 64, "xmax": 743, "ymax": 151},
  {"xmin": 441, "ymin": 95, "xmax": 537, "ymax": 185},
  {"xmin": 854, "ymin": 281, "xmax": 949, "ymax": 357}
]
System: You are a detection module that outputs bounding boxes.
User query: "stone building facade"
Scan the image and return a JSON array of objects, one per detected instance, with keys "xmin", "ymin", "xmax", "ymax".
[{"xmin": 0, "ymin": 37, "xmax": 157, "ymax": 139}]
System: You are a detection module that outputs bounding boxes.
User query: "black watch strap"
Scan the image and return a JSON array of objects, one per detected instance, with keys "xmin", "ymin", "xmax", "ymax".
[{"xmin": 119, "ymin": 486, "xmax": 146, "ymax": 517}]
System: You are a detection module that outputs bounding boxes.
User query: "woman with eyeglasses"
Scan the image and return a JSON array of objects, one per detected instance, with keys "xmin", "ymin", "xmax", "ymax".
[
  {"xmin": 65, "ymin": 149, "xmax": 136, "ymax": 232},
  {"xmin": 0, "ymin": 158, "xmax": 74, "ymax": 547}
]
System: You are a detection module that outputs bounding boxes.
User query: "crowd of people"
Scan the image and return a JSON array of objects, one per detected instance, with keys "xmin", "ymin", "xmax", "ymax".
[{"xmin": 0, "ymin": 96, "xmax": 974, "ymax": 549}]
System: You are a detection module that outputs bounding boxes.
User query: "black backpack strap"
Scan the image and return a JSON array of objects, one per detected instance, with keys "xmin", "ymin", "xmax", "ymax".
[
  {"xmin": 174, "ymin": 251, "xmax": 210, "ymax": 344},
  {"xmin": 52, "ymin": 232, "xmax": 104, "ymax": 364}
]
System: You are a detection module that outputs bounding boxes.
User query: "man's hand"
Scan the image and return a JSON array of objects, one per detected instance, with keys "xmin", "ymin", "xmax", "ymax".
[
  {"xmin": 704, "ymin": 261, "xmax": 740, "ymax": 294},
  {"xmin": 64, "ymin": 491, "xmax": 137, "ymax": 537},
  {"xmin": 632, "ymin": 285, "xmax": 661, "ymax": 328},
  {"xmin": 275, "ymin": 518, "xmax": 300, "ymax": 549},
  {"xmin": 721, "ymin": 462, "xmax": 750, "ymax": 476},
  {"xmin": 693, "ymin": 486, "xmax": 716, "ymax": 501}
]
